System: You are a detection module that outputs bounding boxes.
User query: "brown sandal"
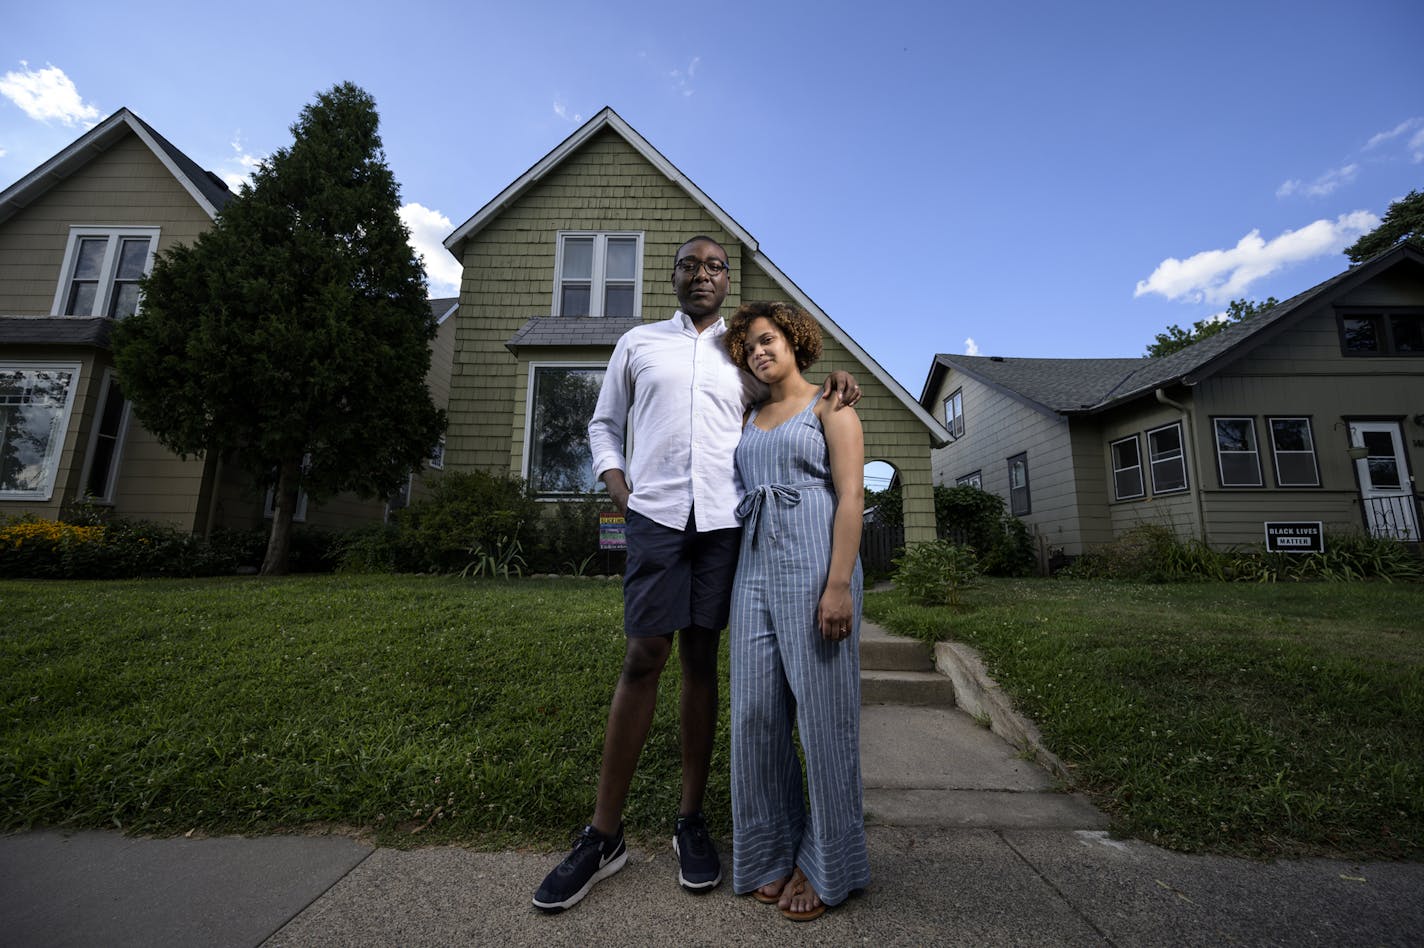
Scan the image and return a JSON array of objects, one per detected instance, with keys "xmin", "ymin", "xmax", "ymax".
[
  {"xmin": 752, "ymin": 876, "xmax": 788, "ymax": 905},
  {"xmin": 779, "ymin": 867, "xmax": 826, "ymax": 922}
]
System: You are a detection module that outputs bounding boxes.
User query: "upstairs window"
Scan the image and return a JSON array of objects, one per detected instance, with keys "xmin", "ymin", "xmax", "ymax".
[
  {"xmin": 554, "ymin": 232, "xmax": 642, "ymax": 318},
  {"xmin": 1147, "ymin": 423, "xmax": 1188, "ymax": 494},
  {"xmin": 943, "ymin": 388, "xmax": 964, "ymax": 440},
  {"xmin": 53, "ymin": 227, "xmax": 159, "ymax": 318},
  {"xmin": 1110, "ymin": 435, "xmax": 1145, "ymax": 500},
  {"xmin": 1338, "ymin": 311, "xmax": 1424, "ymax": 356},
  {"xmin": 1213, "ymin": 417, "xmax": 1263, "ymax": 487},
  {"xmin": 1268, "ymin": 417, "xmax": 1320, "ymax": 487}
]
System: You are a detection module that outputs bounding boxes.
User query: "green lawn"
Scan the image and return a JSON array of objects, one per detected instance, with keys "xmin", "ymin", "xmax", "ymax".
[
  {"xmin": 2, "ymin": 575, "xmax": 1421, "ymax": 858},
  {"xmin": 867, "ymin": 578, "xmax": 1424, "ymax": 858}
]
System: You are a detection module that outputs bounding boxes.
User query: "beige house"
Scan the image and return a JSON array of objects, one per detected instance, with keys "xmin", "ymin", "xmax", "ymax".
[
  {"xmin": 0, "ymin": 109, "xmax": 447, "ymax": 534},
  {"xmin": 439, "ymin": 107, "xmax": 949, "ymax": 544},
  {"xmin": 920, "ymin": 244, "xmax": 1424, "ymax": 558}
]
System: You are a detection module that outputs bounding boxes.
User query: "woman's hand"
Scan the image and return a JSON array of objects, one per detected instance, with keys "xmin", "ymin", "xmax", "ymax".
[
  {"xmin": 817, "ymin": 582, "xmax": 854, "ymax": 641},
  {"xmin": 820, "ymin": 370, "xmax": 861, "ymax": 408}
]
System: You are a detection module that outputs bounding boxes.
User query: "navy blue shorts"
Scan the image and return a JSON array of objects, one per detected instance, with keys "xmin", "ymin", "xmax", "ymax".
[{"xmin": 622, "ymin": 507, "xmax": 741, "ymax": 637}]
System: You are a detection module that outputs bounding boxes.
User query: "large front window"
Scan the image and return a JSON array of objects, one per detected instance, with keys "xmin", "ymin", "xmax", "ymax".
[
  {"xmin": 0, "ymin": 364, "xmax": 81, "ymax": 500},
  {"xmin": 53, "ymin": 227, "xmax": 159, "ymax": 318},
  {"xmin": 555, "ymin": 232, "xmax": 642, "ymax": 318},
  {"xmin": 527, "ymin": 364, "xmax": 605, "ymax": 494},
  {"xmin": 1213, "ymin": 417, "xmax": 1262, "ymax": 487}
]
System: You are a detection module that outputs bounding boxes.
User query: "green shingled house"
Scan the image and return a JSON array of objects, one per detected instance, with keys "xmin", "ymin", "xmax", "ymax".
[
  {"xmin": 439, "ymin": 107, "xmax": 950, "ymax": 544},
  {"xmin": 920, "ymin": 243, "xmax": 1424, "ymax": 559}
]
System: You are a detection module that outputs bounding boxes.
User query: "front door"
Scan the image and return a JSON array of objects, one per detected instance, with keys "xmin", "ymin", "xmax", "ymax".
[{"xmin": 1348, "ymin": 421, "xmax": 1419, "ymax": 541}]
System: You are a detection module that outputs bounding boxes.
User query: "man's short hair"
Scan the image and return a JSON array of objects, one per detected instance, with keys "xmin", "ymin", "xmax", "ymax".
[{"xmin": 674, "ymin": 235, "xmax": 727, "ymax": 265}]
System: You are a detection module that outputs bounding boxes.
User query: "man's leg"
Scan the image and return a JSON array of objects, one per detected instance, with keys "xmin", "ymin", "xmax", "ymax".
[
  {"xmin": 591, "ymin": 635, "xmax": 673, "ymax": 834},
  {"xmin": 676, "ymin": 624, "xmax": 720, "ymax": 816}
]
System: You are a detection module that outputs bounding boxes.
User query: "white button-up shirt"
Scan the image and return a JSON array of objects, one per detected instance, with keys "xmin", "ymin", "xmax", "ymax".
[{"xmin": 589, "ymin": 310, "xmax": 766, "ymax": 532}]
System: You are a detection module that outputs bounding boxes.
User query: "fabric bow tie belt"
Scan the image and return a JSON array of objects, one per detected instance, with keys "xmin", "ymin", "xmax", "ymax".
[{"xmin": 735, "ymin": 481, "xmax": 832, "ymax": 548}]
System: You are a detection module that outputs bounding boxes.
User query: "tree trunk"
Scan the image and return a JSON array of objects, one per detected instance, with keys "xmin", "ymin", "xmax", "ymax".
[{"xmin": 260, "ymin": 459, "xmax": 301, "ymax": 575}]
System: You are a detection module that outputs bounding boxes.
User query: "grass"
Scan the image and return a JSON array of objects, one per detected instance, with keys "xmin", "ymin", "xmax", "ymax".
[
  {"xmin": 4, "ymin": 574, "xmax": 1422, "ymax": 859},
  {"xmin": 0, "ymin": 575, "xmax": 725, "ymax": 848},
  {"xmin": 866, "ymin": 578, "xmax": 1424, "ymax": 859}
]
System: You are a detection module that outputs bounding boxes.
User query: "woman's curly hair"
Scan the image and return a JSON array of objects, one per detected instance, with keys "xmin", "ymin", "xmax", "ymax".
[{"xmin": 724, "ymin": 301, "xmax": 823, "ymax": 371}]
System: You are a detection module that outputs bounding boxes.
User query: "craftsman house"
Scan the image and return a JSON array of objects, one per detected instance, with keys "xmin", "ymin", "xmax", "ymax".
[
  {"xmin": 439, "ymin": 107, "xmax": 950, "ymax": 544},
  {"xmin": 921, "ymin": 243, "xmax": 1424, "ymax": 556},
  {"xmin": 0, "ymin": 109, "xmax": 447, "ymax": 533}
]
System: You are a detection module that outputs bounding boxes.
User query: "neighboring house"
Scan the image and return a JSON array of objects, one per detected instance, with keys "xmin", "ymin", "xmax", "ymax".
[
  {"xmin": 440, "ymin": 107, "xmax": 949, "ymax": 543},
  {"xmin": 0, "ymin": 109, "xmax": 431, "ymax": 534},
  {"xmin": 921, "ymin": 243, "xmax": 1424, "ymax": 557}
]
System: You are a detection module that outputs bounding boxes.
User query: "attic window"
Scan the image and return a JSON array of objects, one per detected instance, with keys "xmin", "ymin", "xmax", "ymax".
[
  {"xmin": 554, "ymin": 232, "xmax": 642, "ymax": 318},
  {"xmin": 52, "ymin": 227, "xmax": 160, "ymax": 318},
  {"xmin": 1338, "ymin": 311, "xmax": 1424, "ymax": 356}
]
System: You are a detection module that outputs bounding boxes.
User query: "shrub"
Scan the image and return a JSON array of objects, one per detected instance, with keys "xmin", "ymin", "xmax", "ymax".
[
  {"xmin": 385, "ymin": 470, "xmax": 541, "ymax": 573},
  {"xmin": 935, "ymin": 485, "xmax": 1035, "ymax": 577},
  {"xmin": 893, "ymin": 539, "xmax": 983, "ymax": 606},
  {"xmin": 0, "ymin": 514, "xmax": 241, "ymax": 579}
]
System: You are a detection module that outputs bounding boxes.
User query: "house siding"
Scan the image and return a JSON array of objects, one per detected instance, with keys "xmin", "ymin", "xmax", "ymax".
[{"xmin": 0, "ymin": 133, "xmax": 212, "ymax": 316}]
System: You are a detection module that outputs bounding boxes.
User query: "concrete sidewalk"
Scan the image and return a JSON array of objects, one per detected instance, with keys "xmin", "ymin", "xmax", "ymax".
[{"xmin": 3, "ymin": 622, "xmax": 1421, "ymax": 946}]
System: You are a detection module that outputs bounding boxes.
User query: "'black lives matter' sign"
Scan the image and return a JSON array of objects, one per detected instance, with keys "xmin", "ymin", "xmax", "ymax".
[{"xmin": 1264, "ymin": 521, "xmax": 1324, "ymax": 554}]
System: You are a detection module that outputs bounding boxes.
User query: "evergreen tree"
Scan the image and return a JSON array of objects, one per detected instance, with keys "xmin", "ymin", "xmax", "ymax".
[
  {"xmin": 114, "ymin": 83, "xmax": 445, "ymax": 574},
  {"xmin": 1144, "ymin": 297, "xmax": 1277, "ymax": 358},
  {"xmin": 1344, "ymin": 189, "xmax": 1424, "ymax": 263}
]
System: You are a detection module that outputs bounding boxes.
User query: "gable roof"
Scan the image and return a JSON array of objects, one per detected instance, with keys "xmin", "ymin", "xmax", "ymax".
[
  {"xmin": 446, "ymin": 107, "xmax": 950, "ymax": 445},
  {"xmin": 0, "ymin": 107, "xmax": 233, "ymax": 226},
  {"xmin": 429, "ymin": 297, "xmax": 459, "ymax": 325},
  {"xmin": 923, "ymin": 242, "xmax": 1424, "ymax": 417}
]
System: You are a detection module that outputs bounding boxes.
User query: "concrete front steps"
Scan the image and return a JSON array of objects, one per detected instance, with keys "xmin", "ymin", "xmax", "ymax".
[
  {"xmin": 859, "ymin": 620, "xmax": 956, "ymax": 706},
  {"xmin": 858, "ymin": 619, "xmax": 1108, "ymax": 831}
]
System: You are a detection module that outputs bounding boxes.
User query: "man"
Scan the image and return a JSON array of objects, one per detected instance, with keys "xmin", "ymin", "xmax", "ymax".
[{"xmin": 532, "ymin": 236, "xmax": 860, "ymax": 912}]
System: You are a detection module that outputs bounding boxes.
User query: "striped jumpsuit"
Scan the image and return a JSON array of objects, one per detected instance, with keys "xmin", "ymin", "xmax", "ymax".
[{"xmin": 728, "ymin": 395, "xmax": 870, "ymax": 906}]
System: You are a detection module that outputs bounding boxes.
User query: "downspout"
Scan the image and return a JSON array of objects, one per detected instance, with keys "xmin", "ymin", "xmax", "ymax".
[{"xmin": 1155, "ymin": 388, "xmax": 1207, "ymax": 542}]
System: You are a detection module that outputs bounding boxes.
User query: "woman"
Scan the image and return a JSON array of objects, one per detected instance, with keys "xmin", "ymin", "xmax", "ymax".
[{"xmin": 723, "ymin": 301, "xmax": 870, "ymax": 922}]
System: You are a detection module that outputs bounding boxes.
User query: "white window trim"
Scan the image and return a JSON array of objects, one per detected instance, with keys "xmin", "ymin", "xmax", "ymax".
[
  {"xmin": 1147, "ymin": 422, "xmax": 1189, "ymax": 495},
  {"xmin": 943, "ymin": 388, "xmax": 964, "ymax": 441},
  {"xmin": 429, "ymin": 435, "xmax": 445, "ymax": 471},
  {"xmin": 955, "ymin": 470, "xmax": 982, "ymax": 488},
  {"xmin": 78, "ymin": 368, "xmax": 133, "ymax": 504},
  {"xmin": 522, "ymin": 360, "xmax": 607, "ymax": 497},
  {"xmin": 1110, "ymin": 434, "xmax": 1145, "ymax": 501},
  {"xmin": 0, "ymin": 361, "xmax": 83, "ymax": 502},
  {"xmin": 1212, "ymin": 417, "xmax": 1263, "ymax": 488},
  {"xmin": 552, "ymin": 231, "xmax": 643, "ymax": 318},
  {"xmin": 1267, "ymin": 416, "xmax": 1321, "ymax": 488},
  {"xmin": 51, "ymin": 226, "xmax": 161, "ymax": 317}
]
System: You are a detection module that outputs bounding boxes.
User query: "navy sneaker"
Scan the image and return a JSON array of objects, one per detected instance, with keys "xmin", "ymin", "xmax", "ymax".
[
  {"xmin": 532, "ymin": 824, "xmax": 628, "ymax": 913},
  {"xmin": 672, "ymin": 811, "xmax": 722, "ymax": 891}
]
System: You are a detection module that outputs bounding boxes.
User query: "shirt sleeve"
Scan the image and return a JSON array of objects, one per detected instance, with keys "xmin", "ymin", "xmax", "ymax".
[{"xmin": 588, "ymin": 332, "xmax": 634, "ymax": 484}]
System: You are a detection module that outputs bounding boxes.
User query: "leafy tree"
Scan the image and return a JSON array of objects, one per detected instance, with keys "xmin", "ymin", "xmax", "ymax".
[
  {"xmin": 113, "ymin": 83, "xmax": 445, "ymax": 574},
  {"xmin": 1344, "ymin": 189, "xmax": 1424, "ymax": 264},
  {"xmin": 1144, "ymin": 297, "xmax": 1278, "ymax": 358}
]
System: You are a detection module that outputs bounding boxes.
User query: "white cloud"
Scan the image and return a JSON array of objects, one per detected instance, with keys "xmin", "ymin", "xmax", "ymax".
[
  {"xmin": 399, "ymin": 203, "xmax": 462, "ymax": 296},
  {"xmin": 0, "ymin": 62, "xmax": 99, "ymax": 126},
  {"xmin": 670, "ymin": 57, "xmax": 700, "ymax": 97},
  {"xmin": 218, "ymin": 134, "xmax": 265, "ymax": 192},
  {"xmin": 964, "ymin": 337, "xmax": 980, "ymax": 356},
  {"xmin": 553, "ymin": 99, "xmax": 582, "ymax": 123},
  {"xmin": 1276, "ymin": 163, "xmax": 1358, "ymax": 199},
  {"xmin": 0, "ymin": 147, "xmax": 7, "ymax": 158},
  {"xmin": 1411, "ymin": 127, "xmax": 1424, "ymax": 164},
  {"xmin": 1364, "ymin": 117, "xmax": 1423, "ymax": 151},
  {"xmin": 1134, "ymin": 211, "xmax": 1379, "ymax": 305}
]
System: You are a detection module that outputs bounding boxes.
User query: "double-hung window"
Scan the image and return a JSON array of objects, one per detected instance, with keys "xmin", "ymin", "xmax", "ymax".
[
  {"xmin": 1147, "ymin": 423, "xmax": 1188, "ymax": 493},
  {"xmin": 0, "ymin": 363, "xmax": 82, "ymax": 500},
  {"xmin": 943, "ymin": 388, "xmax": 964, "ymax": 440},
  {"xmin": 554, "ymin": 232, "xmax": 642, "ymax": 318},
  {"xmin": 1007, "ymin": 452, "xmax": 1030, "ymax": 515},
  {"xmin": 1110, "ymin": 435, "xmax": 1145, "ymax": 500},
  {"xmin": 80, "ymin": 370, "xmax": 131, "ymax": 503},
  {"xmin": 1267, "ymin": 417, "xmax": 1320, "ymax": 487},
  {"xmin": 53, "ymin": 227, "xmax": 159, "ymax": 318},
  {"xmin": 1212, "ymin": 417, "xmax": 1263, "ymax": 487},
  {"xmin": 525, "ymin": 363, "xmax": 605, "ymax": 494}
]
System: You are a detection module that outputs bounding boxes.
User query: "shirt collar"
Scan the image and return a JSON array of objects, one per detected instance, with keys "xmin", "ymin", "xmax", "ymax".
[{"xmin": 674, "ymin": 309, "xmax": 726, "ymax": 336}]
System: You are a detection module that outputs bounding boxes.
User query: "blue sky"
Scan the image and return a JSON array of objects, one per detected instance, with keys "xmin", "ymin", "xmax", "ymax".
[{"xmin": 3, "ymin": 0, "xmax": 1421, "ymax": 397}]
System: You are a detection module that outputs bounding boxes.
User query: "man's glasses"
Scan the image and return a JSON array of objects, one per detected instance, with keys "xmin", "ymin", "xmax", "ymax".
[{"xmin": 675, "ymin": 258, "xmax": 730, "ymax": 276}]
